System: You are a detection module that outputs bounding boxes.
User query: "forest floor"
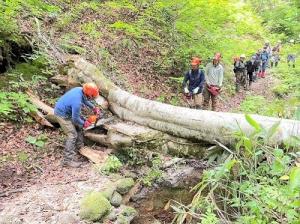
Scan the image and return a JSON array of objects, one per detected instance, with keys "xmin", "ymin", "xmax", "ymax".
[{"xmin": 0, "ymin": 71, "xmax": 276, "ymax": 223}]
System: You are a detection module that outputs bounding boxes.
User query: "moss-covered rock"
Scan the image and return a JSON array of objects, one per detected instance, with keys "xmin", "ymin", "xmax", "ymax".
[
  {"xmin": 110, "ymin": 191, "xmax": 122, "ymax": 207},
  {"xmin": 116, "ymin": 178, "xmax": 135, "ymax": 195},
  {"xmin": 115, "ymin": 206, "xmax": 138, "ymax": 224},
  {"xmin": 79, "ymin": 191, "xmax": 111, "ymax": 222},
  {"xmin": 100, "ymin": 186, "xmax": 116, "ymax": 200}
]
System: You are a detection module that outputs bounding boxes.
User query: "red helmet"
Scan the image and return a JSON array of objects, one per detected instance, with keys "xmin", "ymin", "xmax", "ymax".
[
  {"xmin": 214, "ymin": 53, "xmax": 222, "ymax": 61},
  {"xmin": 191, "ymin": 57, "xmax": 201, "ymax": 65},
  {"xmin": 83, "ymin": 83, "xmax": 99, "ymax": 98}
]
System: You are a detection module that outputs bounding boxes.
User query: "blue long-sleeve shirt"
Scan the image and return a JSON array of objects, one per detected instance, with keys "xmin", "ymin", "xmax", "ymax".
[
  {"xmin": 182, "ymin": 69, "xmax": 205, "ymax": 93},
  {"xmin": 54, "ymin": 87, "xmax": 95, "ymax": 127},
  {"xmin": 260, "ymin": 51, "xmax": 269, "ymax": 62}
]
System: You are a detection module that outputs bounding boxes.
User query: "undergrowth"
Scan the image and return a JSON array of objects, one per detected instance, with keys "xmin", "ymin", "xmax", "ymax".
[{"xmin": 173, "ymin": 115, "xmax": 300, "ymax": 224}]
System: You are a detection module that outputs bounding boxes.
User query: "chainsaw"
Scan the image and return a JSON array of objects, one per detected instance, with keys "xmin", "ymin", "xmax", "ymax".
[{"xmin": 85, "ymin": 115, "xmax": 114, "ymax": 131}]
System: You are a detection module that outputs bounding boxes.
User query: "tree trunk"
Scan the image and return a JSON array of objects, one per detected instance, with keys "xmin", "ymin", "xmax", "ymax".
[
  {"xmin": 27, "ymin": 92, "xmax": 207, "ymax": 158},
  {"xmin": 65, "ymin": 56, "xmax": 300, "ymax": 147}
]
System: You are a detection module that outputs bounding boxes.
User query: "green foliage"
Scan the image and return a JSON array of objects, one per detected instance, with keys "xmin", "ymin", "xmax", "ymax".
[
  {"xmin": 26, "ymin": 134, "xmax": 47, "ymax": 148},
  {"xmin": 80, "ymin": 21, "xmax": 102, "ymax": 39},
  {"xmin": 0, "ymin": 91, "xmax": 36, "ymax": 121},
  {"xmin": 249, "ymin": 0, "xmax": 300, "ymax": 41},
  {"xmin": 100, "ymin": 155, "xmax": 123, "ymax": 174},
  {"xmin": 110, "ymin": 21, "xmax": 159, "ymax": 40},
  {"xmin": 17, "ymin": 151, "xmax": 29, "ymax": 163},
  {"xmin": 141, "ymin": 156, "xmax": 163, "ymax": 187},
  {"xmin": 0, "ymin": 0, "xmax": 60, "ymax": 44},
  {"xmin": 239, "ymin": 93, "xmax": 299, "ymax": 119},
  {"xmin": 173, "ymin": 115, "xmax": 300, "ymax": 223},
  {"xmin": 56, "ymin": 1, "xmax": 100, "ymax": 28}
]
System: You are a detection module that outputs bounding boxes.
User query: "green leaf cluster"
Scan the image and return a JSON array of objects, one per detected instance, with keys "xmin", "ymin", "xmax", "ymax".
[
  {"xmin": 0, "ymin": 91, "xmax": 37, "ymax": 121},
  {"xmin": 100, "ymin": 155, "xmax": 123, "ymax": 174},
  {"xmin": 26, "ymin": 134, "xmax": 47, "ymax": 148}
]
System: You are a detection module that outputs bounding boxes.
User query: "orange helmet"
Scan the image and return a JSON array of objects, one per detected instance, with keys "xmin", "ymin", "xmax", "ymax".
[
  {"xmin": 191, "ymin": 57, "xmax": 201, "ymax": 65},
  {"xmin": 214, "ymin": 53, "xmax": 222, "ymax": 61},
  {"xmin": 83, "ymin": 83, "xmax": 99, "ymax": 98}
]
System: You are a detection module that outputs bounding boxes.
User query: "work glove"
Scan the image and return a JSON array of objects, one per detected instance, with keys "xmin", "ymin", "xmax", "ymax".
[
  {"xmin": 193, "ymin": 87, "xmax": 199, "ymax": 94},
  {"xmin": 83, "ymin": 120, "xmax": 92, "ymax": 129},
  {"xmin": 184, "ymin": 87, "xmax": 189, "ymax": 94},
  {"xmin": 93, "ymin": 107, "xmax": 101, "ymax": 116}
]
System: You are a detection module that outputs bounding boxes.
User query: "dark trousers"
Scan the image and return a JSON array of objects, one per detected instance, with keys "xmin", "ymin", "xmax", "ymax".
[
  {"xmin": 56, "ymin": 116, "xmax": 84, "ymax": 161},
  {"xmin": 248, "ymin": 71, "xmax": 253, "ymax": 84},
  {"xmin": 203, "ymin": 85, "xmax": 218, "ymax": 111}
]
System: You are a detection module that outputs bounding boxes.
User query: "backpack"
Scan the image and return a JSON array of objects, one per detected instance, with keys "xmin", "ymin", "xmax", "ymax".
[
  {"xmin": 261, "ymin": 52, "xmax": 268, "ymax": 61},
  {"xmin": 188, "ymin": 69, "xmax": 204, "ymax": 80}
]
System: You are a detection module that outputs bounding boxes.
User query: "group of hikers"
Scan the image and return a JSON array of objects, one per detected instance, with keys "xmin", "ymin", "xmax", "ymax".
[
  {"xmin": 182, "ymin": 40, "xmax": 297, "ymax": 111},
  {"xmin": 233, "ymin": 41, "xmax": 280, "ymax": 92},
  {"xmin": 54, "ymin": 40, "xmax": 297, "ymax": 168}
]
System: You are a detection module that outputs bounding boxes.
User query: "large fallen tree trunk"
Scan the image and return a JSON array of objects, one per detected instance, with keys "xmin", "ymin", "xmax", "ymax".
[
  {"xmin": 27, "ymin": 92, "xmax": 209, "ymax": 158},
  {"xmin": 64, "ymin": 56, "xmax": 300, "ymax": 147}
]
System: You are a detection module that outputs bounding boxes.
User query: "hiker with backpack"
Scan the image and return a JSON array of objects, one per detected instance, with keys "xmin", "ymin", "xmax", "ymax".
[
  {"xmin": 246, "ymin": 56, "xmax": 260, "ymax": 87},
  {"xmin": 259, "ymin": 47, "xmax": 269, "ymax": 78},
  {"xmin": 182, "ymin": 57, "xmax": 205, "ymax": 109},
  {"xmin": 233, "ymin": 54, "xmax": 248, "ymax": 92}
]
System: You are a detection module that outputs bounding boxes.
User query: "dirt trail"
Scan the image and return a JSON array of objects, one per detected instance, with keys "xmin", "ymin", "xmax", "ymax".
[
  {"xmin": 0, "ymin": 166, "xmax": 111, "ymax": 224},
  {"xmin": 218, "ymin": 74, "xmax": 276, "ymax": 112}
]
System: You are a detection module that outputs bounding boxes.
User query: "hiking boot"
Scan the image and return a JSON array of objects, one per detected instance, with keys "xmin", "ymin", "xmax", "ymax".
[{"xmin": 61, "ymin": 159, "xmax": 81, "ymax": 168}]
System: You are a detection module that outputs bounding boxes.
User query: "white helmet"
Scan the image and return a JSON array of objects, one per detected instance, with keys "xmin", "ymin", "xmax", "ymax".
[{"xmin": 240, "ymin": 54, "xmax": 246, "ymax": 58}]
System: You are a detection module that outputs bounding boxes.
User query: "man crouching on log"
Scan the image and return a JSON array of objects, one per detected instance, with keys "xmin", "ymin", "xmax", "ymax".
[{"xmin": 54, "ymin": 83, "xmax": 101, "ymax": 168}]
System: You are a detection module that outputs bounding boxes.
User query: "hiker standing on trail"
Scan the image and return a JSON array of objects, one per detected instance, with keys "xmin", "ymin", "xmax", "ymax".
[
  {"xmin": 54, "ymin": 83, "xmax": 101, "ymax": 168},
  {"xmin": 287, "ymin": 39, "xmax": 296, "ymax": 68},
  {"xmin": 287, "ymin": 54, "xmax": 296, "ymax": 68},
  {"xmin": 270, "ymin": 52, "xmax": 280, "ymax": 68},
  {"xmin": 259, "ymin": 47, "xmax": 269, "ymax": 78},
  {"xmin": 233, "ymin": 54, "xmax": 248, "ymax": 92},
  {"xmin": 182, "ymin": 57, "xmax": 205, "ymax": 109},
  {"xmin": 246, "ymin": 56, "xmax": 259, "ymax": 87},
  {"xmin": 254, "ymin": 50, "xmax": 262, "ymax": 80},
  {"xmin": 202, "ymin": 53, "xmax": 224, "ymax": 111},
  {"xmin": 264, "ymin": 41, "xmax": 272, "ymax": 67}
]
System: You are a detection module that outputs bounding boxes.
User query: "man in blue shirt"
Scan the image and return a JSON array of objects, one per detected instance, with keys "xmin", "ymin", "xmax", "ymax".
[
  {"xmin": 259, "ymin": 47, "xmax": 269, "ymax": 78},
  {"xmin": 54, "ymin": 83, "xmax": 101, "ymax": 168},
  {"xmin": 182, "ymin": 57, "xmax": 205, "ymax": 109}
]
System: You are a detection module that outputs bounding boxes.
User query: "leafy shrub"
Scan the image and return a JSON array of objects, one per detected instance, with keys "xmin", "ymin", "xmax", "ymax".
[
  {"xmin": 100, "ymin": 155, "xmax": 123, "ymax": 174},
  {"xmin": 0, "ymin": 92, "xmax": 37, "ymax": 122},
  {"xmin": 173, "ymin": 115, "xmax": 300, "ymax": 223}
]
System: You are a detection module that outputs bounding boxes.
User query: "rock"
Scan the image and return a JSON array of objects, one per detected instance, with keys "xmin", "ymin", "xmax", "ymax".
[
  {"xmin": 160, "ymin": 165, "xmax": 197, "ymax": 188},
  {"xmin": 111, "ymin": 191, "xmax": 123, "ymax": 207},
  {"xmin": 115, "ymin": 205, "xmax": 138, "ymax": 224},
  {"xmin": 0, "ymin": 215, "xmax": 22, "ymax": 224},
  {"xmin": 56, "ymin": 212, "xmax": 79, "ymax": 224},
  {"xmin": 116, "ymin": 178, "xmax": 135, "ymax": 195},
  {"xmin": 101, "ymin": 186, "xmax": 116, "ymax": 200},
  {"xmin": 79, "ymin": 191, "xmax": 112, "ymax": 222},
  {"xmin": 104, "ymin": 207, "xmax": 119, "ymax": 221}
]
